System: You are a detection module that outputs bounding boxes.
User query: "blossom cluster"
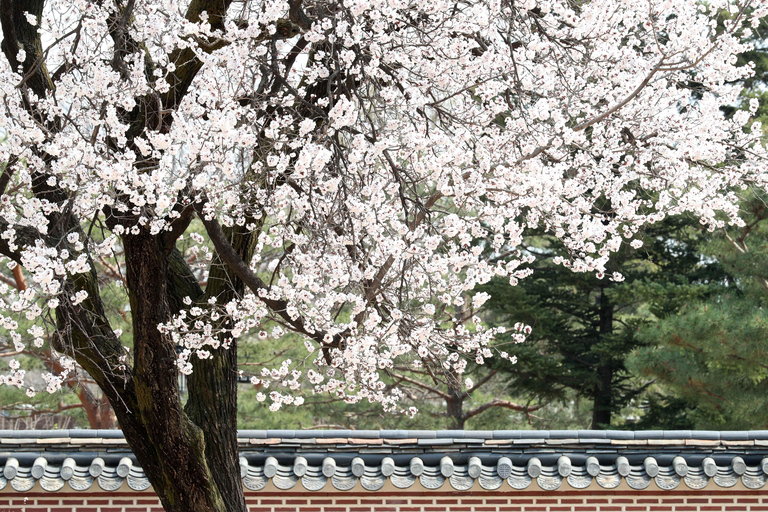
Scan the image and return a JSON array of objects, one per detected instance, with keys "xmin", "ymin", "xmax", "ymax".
[{"xmin": 0, "ymin": 0, "xmax": 766, "ymax": 411}]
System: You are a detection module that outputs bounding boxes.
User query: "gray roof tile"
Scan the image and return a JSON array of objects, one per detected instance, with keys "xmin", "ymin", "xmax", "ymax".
[
  {"xmin": 406, "ymin": 431, "xmax": 438, "ymax": 439},
  {"xmin": 578, "ymin": 430, "xmax": 607, "ymax": 439},
  {"xmin": 238, "ymin": 430, "xmax": 267, "ymax": 438},
  {"xmin": 604, "ymin": 430, "xmax": 634, "ymax": 440},
  {"xmin": 721, "ymin": 431, "xmax": 750, "ymax": 441},
  {"xmin": 66, "ymin": 429, "xmax": 98, "ymax": 438},
  {"xmin": 1, "ymin": 429, "xmax": 767, "ymax": 493},
  {"xmin": 266, "ymin": 430, "xmax": 296, "ymax": 438},
  {"xmin": 634, "ymin": 431, "xmax": 663, "ymax": 440},
  {"xmin": 689, "ymin": 431, "xmax": 720, "ymax": 440},
  {"xmin": 492, "ymin": 431, "xmax": 522, "ymax": 439},
  {"xmin": 437, "ymin": 430, "xmax": 466, "ymax": 438},
  {"xmin": 352, "ymin": 430, "xmax": 382, "ymax": 439},
  {"xmin": 663, "ymin": 430, "xmax": 692, "ymax": 439},
  {"xmin": 96, "ymin": 430, "xmax": 125, "ymax": 439},
  {"xmin": 549, "ymin": 431, "xmax": 576, "ymax": 439},
  {"xmin": 379, "ymin": 430, "xmax": 409, "ymax": 439}
]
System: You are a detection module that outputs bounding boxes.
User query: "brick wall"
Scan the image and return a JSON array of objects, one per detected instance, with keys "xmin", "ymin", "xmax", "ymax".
[{"xmin": 2, "ymin": 491, "xmax": 768, "ymax": 512}]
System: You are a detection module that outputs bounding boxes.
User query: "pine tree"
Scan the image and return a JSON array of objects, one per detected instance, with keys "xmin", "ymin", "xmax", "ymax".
[
  {"xmin": 482, "ymin": 217, "xmax": 725, "ymax": 428},
  {"xmin": 630, "ymin": 194, "xmax": 768, "ymax": 428}
]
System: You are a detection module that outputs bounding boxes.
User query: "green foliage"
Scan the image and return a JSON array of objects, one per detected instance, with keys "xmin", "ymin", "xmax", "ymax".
[
  {"xmin": 480, "ymin": 216, "xmax": 726, "ymax": 428},
  {"xmin": 9, "ymin": 204, "xmax": 768, "ymax": 431},
  {"xmin": 631, "ymin": 300, "xmax": 768, "ymax": 428},
  {"xmin": 630, "ymin": 394, "xmax": 697, "ymax": 430},
  {"xmin": 629, "ymin": 195, "xmax": 768, "ymax": 429}
]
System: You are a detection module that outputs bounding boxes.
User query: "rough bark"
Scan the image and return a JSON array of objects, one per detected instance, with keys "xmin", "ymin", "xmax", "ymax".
[
  {"xmin": 185, "ymin": 222, "xmax": 257, "ymax": 512},
  {"xmin": 122, "ymin": 232, "xmax": 232, "ymax": 512},
  {"xmin": 0, "ymin": 0, "xmax": 52, "ymax": 100},
  {"xmin": 0, "ymin": 1, "xmax": 246, "ymax": 510}
]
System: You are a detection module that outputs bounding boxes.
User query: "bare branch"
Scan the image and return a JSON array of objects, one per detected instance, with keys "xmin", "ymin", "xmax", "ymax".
[
  {"xmin": 387, "ymin": 371, "xmax": 451, "ymax": 399},
  {"xmin": 463, "ymin": 399, "xmax": 545, "ymax": 422}
]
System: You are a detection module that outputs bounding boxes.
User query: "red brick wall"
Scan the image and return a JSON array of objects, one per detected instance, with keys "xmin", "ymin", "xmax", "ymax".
[{"xmin": 2, "ymin": 491, "xmax": 768, "ymax": 512}]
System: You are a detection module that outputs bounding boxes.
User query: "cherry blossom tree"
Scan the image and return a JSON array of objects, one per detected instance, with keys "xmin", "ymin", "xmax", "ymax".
[{"xmin": 0, "ymin": 0, "xmax": 766, "ymax": 510}]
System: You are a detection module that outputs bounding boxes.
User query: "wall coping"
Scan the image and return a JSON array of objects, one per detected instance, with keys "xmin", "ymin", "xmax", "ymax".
[{"xmin": 1, "ymin": 430, "xmax": 767, "ymax": 493}]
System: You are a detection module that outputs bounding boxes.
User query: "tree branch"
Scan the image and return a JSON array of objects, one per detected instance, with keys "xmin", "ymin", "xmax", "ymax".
[
  {"xmin": 196, "ymin": 206, "xmax": 344, "ymax": 354},
  {"xmin": 160, "ymin": 0, "xmax": 235, "ymax": 112},
  {"xmin": 463, "ymin": 399, "xmax": 544, "ymax": 422},
  {"xmin": 0, "ymin": 156, "xmax": 17, "ymax": 198},
  {"xmin": 573, "ymin": 61, "xmax": 662, "ymax": 132},
  {"xmin": 386, "ymin": 371, "xmax": 451, "ymax": 400},
  {"xmin": 0, "ymin": 0, "xmax": 54, "ymax": 99}
]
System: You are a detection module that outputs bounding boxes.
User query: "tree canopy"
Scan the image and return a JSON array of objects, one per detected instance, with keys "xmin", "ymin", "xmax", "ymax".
[
  {"xmin": 630, "ymin": 193, "xmax": 768, "ymax": 429},
  {"xmin": 0, "ymin": 0, "xmax": 766, "ymax": 510}
]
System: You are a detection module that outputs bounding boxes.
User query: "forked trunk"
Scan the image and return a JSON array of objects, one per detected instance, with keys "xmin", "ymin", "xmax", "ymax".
[{"xmin": 116, "ymin": 232, "xmax": 247, "ymax": 512}]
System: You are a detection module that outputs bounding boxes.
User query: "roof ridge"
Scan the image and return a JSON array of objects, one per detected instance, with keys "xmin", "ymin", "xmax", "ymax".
[{"xmin": 2, "ymin": 429, "xmax": 767, "ymax": 441}]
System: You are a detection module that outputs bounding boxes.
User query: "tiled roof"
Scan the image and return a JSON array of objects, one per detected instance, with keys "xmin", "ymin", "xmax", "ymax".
[{"xmin": 1, "ymin": 430, "xmax": 767, "ymax": 492}]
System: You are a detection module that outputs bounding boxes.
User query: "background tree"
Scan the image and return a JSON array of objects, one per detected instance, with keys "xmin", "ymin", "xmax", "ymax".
[
  {"xmin": 480, "ymin": 217, "xmax": 726, "ymax": 428},
  {"xmin": 0, "ymin": 249, "xmax": 117, "ymax": 429},
  {"xmin": 235, "ymin": 321, "xmax": 544, "ymax": 430},
  {"xmin": 627, "ymin": 9, "xmax": 768, "ymax": 430},
  {"xmin": 630, "ymin": 193, "xmax": 768, "ymax": 428}
]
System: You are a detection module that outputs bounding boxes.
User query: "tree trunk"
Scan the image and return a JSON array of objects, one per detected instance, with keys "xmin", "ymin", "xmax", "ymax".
[
  {"xmin": 591, "ymin": 364, "xmax": 613, "ymax": 429},
  {"xmin": 115, "ymin": 231, "xmax": 248, "ymax": 512},
  {"xmin": 184, "ymin": 223, "xmax": 257, "ymax": 512},
  {"xmin": 446, "ymin": 384, "xmax": 465, "ymax": 429},
  {"xmin": 0, "ymin": 1, "xmax": 262, "ymax": 509},
  {"xmin": 591, "ymin": 286, "xmax": 613, "ymax": 429},
  {"xmin": 78, "ymin": 389, "xmax": 117, "ymax": 429},
  {"xmin": 119, "ymin": 232, "xmax": 226, "ymax": 512}
]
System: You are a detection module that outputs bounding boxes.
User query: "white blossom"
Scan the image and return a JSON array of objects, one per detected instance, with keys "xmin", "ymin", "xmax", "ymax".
[{"xmin": 0, "ymin": 0, "xmax": 763, "ymax": 412}]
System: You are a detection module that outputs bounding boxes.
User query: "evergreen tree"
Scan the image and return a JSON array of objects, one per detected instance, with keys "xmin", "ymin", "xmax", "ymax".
[
  {"xmin": 630, "ymin": 194, "xmax": 768, "ymax": 428},
  {"xmin": 482, "ymin": 218, "xmax": 725, "ymax": 428}
]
